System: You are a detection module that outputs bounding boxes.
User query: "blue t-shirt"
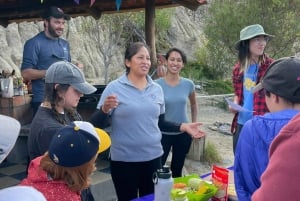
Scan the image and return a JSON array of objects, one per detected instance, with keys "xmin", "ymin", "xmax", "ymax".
[
  {"xmin": 96, "ymin": 74, "xmax": 164, "ymax": 162},
  {"xmin": 21, "ymin": 32, "xmax": 71, "ymax": 102},
  {"xmin": 155, "ymin": 77, "xmax": 194, "ymax": 135},
  {"xmin": 238, "ymin": 64, "xmax": 258, "ymax": 125}
]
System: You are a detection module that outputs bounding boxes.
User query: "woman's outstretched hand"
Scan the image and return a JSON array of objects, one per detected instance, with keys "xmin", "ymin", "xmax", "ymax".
[{"xmin": 180, "ymin": 122, "xmax": 205, "ymax": 138}]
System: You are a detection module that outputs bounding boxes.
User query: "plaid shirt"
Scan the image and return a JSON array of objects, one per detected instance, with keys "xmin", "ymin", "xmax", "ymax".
[{"xmin": 231, "ymin": 54, "xmax": 274, "ymax": 133}]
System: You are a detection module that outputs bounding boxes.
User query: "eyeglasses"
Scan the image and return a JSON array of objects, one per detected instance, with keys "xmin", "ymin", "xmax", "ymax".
[{"xmin": 252, "ymin": 36, "xmax": 269, "ymax": 44}]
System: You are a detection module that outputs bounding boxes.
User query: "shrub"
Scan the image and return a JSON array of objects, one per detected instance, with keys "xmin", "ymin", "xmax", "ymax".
[
  {"xmin": 202, "ymin": 141, "xmax": 222, "ymax": 165},
  {"xmin": 204, "ymin": 79, "xmax": 233, "ymax": 95}
]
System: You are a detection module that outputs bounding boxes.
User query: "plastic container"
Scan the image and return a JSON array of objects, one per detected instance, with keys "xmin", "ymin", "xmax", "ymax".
[{"xmin": 153, "ymin": 166, "xmax": 174, "ymax": 201}]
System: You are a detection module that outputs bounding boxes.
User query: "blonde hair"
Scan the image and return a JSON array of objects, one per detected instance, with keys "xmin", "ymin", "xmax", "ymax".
[
  {"xmin": 40, "ymin": 152, "xmax": 97, "ymax": 192},
  {"xmin": 240, "ymin": 54, "xmax": 265, "ymax": 73}
]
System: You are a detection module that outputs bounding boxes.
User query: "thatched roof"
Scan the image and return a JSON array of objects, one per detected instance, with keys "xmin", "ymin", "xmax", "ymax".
[{"xmin": 0, "ymin": 0, "xmax": 207, "ymax": 27}]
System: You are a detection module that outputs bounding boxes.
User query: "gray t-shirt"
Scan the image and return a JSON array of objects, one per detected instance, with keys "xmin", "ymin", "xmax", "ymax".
[
  {"xmin": 28, "ymin": 107, "xmax": 75, "ymax": 160},
  {"xmin": 97, "ymin": 74, "xmax": 165, "ymax": 162}
]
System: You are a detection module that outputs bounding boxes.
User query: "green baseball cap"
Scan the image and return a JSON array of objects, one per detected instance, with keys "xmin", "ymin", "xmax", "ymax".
[{"xmin": 235, "ymin": 24, "xmax": 274, "ymax": 50}]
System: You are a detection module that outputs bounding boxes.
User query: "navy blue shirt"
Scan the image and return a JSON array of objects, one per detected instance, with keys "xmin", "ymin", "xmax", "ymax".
[{"xmin": 21, "ymin": 32, "xmax": 71, "ymax": 102}]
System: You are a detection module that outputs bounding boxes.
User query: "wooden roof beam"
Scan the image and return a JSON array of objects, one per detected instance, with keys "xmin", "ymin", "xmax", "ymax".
[
  {"xmin": 85, "ymin": 7, "xmax": 102, "ymax": 20},
  {"xmin": 173, "ymin": 0, "xmax": 207, "ymax": 11},
  {"xmin": 0, "ymin": 18, "xmax": 8, "ymax": 27}
]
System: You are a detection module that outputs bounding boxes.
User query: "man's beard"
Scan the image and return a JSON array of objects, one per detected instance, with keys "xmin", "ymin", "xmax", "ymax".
[{"xmin": 48, "ymin": 24, "xmax": 62, "ymax": 38}]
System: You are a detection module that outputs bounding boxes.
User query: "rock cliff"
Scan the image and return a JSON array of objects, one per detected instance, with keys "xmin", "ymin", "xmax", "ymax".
[{"xmin": 0, "ymin": 7, "xmax": 204, "ymax": 84}]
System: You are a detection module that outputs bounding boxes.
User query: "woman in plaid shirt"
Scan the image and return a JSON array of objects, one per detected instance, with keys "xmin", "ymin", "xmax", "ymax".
[{"xmin": 230, "ymin": 24, "xmax": 274, "ymax": 153}]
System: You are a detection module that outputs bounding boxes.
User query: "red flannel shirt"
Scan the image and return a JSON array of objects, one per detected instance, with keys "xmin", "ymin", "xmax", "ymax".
[{"xmin": 231, "ymin": 55, "xmax": 273, "ymax": 133}]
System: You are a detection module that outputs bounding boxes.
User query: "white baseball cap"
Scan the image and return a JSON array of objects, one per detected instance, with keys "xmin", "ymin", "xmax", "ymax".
[
  {"xmin": 0, "ymin": 115, "xmax": 21, "ymax": 163},
  {"xmin": 0, "ymin": 186, "xmax": 46, "ymax": 201}
]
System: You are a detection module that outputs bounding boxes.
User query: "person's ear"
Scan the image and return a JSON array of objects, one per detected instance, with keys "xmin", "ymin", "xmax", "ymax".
[
  {"xmin": 54, "ymin": 84, "xmax": 60, "ymax": 90},
  {"xmin": 125, "ymin": 59, "xmax": 131, "ymax": 68}
]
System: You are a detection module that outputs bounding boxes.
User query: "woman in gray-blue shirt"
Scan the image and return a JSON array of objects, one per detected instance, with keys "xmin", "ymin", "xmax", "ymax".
[
  {"xmin": 90, "ymin": 42, "xmax": 204, "ymax": 201},
  {"xmin": 156, "ymin": 48, "xmax": 198, "ymax": 178}
]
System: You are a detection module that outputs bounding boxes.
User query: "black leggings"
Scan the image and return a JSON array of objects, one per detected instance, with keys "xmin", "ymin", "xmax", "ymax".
[
  {"xmin": 110, "ymin": 157, "xmax": 161, "ymax": 201},
  {"xmin": 233, "ymin": 124, "xmax": 243, "ymax": 154},
  {"xmin": 161, "ymin": 132, "xmax": 192, "ymax": 177}
]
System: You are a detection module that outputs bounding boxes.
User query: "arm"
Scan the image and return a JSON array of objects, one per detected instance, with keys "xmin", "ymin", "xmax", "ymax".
[
  {"xmin": 229, "ymin": 95, "xmax": 239, "ymax": 113},
  {"xmin": 158, "ymin": 114, "xmax": 205, "ymax": 138},
  {"xmin": 234, "ymin": 122, "xmax": 257, "ymax": 201},
  {"xmin": 230, "ymin": 63, "xmax": 242, "ymax": 113},
  {"xmin": 21, "ymin": 68, "xmax": 47, "ymax": 81},
  {"xmin": 189, "ymin": 91, "xmax": 198, "ymax": 122},
  {"xmin": 90, "ymin": 94, "xmax": 119, "ymax": 129},
  {"xmin": 21, "ymin": 37, "xmax": 46, "ymax": 81},
  {"xmin": 89, "ymin": 108, "xmax": 110, "ymax": 128}
]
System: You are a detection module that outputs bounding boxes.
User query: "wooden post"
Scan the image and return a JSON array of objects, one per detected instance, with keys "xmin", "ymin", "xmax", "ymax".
[{"xmin": 145, "ymin": 0, "xmax": 157, "ymax": 77}]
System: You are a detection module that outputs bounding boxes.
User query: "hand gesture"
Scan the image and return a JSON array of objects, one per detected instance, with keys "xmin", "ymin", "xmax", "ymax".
[
  {"xmin": 102, "ymin": 95, "xmax": 119, "ymax": 113},
  {"xmin": 228, "ymin": 105, "xmax": 238, "ymax": 114},
  {"xmin": 180, "ymin": 122, "xmax": 205, "ymax": 138}
]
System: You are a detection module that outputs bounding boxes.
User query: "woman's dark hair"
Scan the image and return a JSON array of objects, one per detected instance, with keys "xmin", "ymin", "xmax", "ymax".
[
  {"xmin": 124, "ymin": 42, "xmax": 150, "ymax": 73},
  {"xmin": 237, "ymin": 40, "xmax": 250, "ymax": 64},
  {"xmin": 44, "ymin": 83, "xmax": 82, "ymax": 125},
  {"xmin": 165, "ymin": 48, "xmax": 187, "ymax": 64}
]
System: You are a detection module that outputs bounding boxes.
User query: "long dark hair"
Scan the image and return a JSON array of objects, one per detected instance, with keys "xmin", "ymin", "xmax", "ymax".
[{"xmin": 44, "ymin": 83, "xmax": 82, "ymax": 125}]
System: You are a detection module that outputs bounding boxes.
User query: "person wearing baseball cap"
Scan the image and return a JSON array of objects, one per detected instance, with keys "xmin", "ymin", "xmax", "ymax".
[
  {"xmin": 27, "ymin": 61, "xmax": 96, "ymax": 201},
  {"xmin": 0, "ymin": 115, "xmax": 46, "ymax": 201},
  {"xmin": 230, "ymin": 24, "xmax": 274, "ymax": 154},
  {"xmin": 0, "ymin": 115, "xmax": 20, "ymax": 164},
  {"xmin": 21, "ymin": 6, "xmax": 72, "ymax": 116},
  {"xmin": 234, "ymin": 57, "xmax": 300, "ymax": 201},
  {"xmin": 41, "ymin": 6, "xmax": 70, "ymax": 20},
  {"xmin": 21, "ymin": 121, "xmax": 111, "ymax": 201},
  {"xmin": 28, "ymin": 61, "xmax": 96, "ymax": 161}
]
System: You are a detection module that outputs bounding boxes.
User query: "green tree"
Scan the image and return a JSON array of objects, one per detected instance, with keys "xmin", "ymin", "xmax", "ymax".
[
  {"xmin": 81, "ymin": 14, "xmax": 128, "ymax": 84},
  {"xmin": 203, "ymin": 0, "xmax": 300, "ymax": 78},
  {"xmin": 130, "ymin": 8, "xmax": 175, "ymax": 51}
]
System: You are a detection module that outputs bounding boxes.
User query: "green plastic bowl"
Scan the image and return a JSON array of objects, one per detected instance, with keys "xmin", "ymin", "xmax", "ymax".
[{"xmin": 173, "ymin": 174, "xmax": 218, "ymax": 201}]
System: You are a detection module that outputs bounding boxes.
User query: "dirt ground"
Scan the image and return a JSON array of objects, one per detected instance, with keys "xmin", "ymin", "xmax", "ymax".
[{"xmin": 183, "ymin": 96, "xmax": 235, "ymax": 176}]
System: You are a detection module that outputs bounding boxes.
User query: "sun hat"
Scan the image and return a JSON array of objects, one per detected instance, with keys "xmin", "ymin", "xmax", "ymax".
[
  {"xmin": 252, "ymin": 57, "xmax": 300, "ymax": 102},
  {"xmin": 0, "ymin": 115, "xmax": 21, "ymax": 164},
  {"xmin": 0, "ymin": 186, "xmax": 46, "ymax": 201},
  {"xmin": 42, "ymin": 6, "xmax": 70, "ymax": 20},
  {"xmin": 235, "ymin": 24, "xmax": 274, "ymax": 49},
  {"xmin": 48, "ymin": 121, "xmax": 111, "ymax": 167},
  {"xmin": 45, "ymin": 61, "xmax": 96, "ymax": 95}
]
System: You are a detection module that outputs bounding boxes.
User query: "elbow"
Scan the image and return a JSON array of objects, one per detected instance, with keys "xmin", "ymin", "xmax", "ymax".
[{"xmin": 21, "ymin": 70, "xmax": 30, "ymax": 81}]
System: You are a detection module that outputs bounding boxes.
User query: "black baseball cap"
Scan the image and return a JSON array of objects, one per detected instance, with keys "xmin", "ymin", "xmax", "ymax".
[
  {"xmin": 42, "ymin": 6, "xmax": 70, "ymax": 20},
  {"xmin": 253, "ymin": 57, "xmax": 300, "ymax": 102}
]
